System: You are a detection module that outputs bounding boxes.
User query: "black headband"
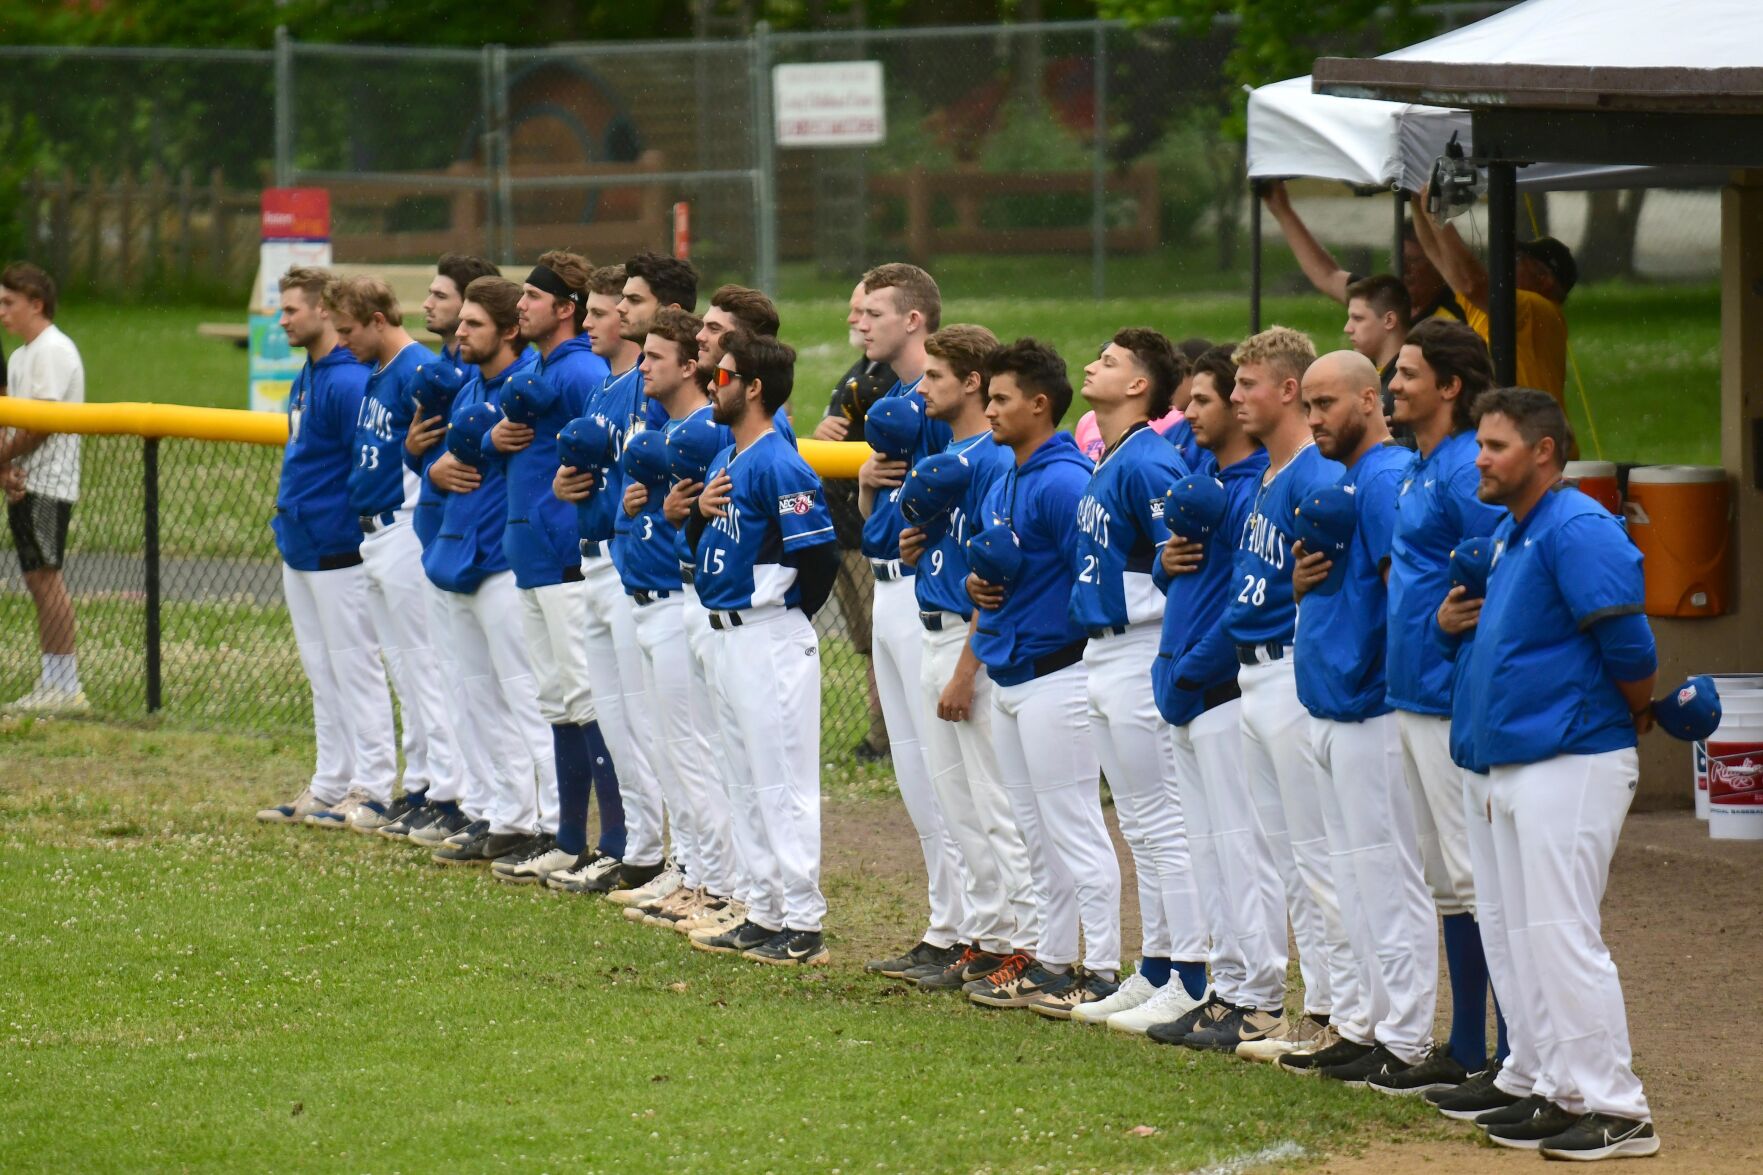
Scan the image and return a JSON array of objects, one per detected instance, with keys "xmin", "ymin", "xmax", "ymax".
[{"xmin": 526, "ymin": 265, "xmax": 581, "ymax": 304}]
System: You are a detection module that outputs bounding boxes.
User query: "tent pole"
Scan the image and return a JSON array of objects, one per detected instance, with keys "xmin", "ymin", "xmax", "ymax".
[
  {"xmin": 1250, "ymin": 184, "xmax": 1263, "ymax": 333},
  {"xmin": 1487, "ymin": 161, "xmax": 1518, "ymax": 385},
  {"xmin": 1393, "ymin": 189, "xmax": 1407, "ymax": 279}
]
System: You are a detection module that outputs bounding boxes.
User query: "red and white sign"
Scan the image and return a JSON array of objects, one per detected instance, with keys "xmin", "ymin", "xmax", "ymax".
[
  {"xmin": 1708, "ymin": 742, "xmax": 1763, "ymax": 806},
  {"xmin": 261, "ymin": 188, "xmax": 331, "ymax": 242},
  {"xmin": 773, "ymin": 62, "xmax": 886, "ymax": 148}
]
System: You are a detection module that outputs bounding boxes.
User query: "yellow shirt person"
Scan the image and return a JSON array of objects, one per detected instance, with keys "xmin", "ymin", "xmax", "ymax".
[{"xmin": 1463, "ymin": 290, "xmax": 1568, "ymax": 402}]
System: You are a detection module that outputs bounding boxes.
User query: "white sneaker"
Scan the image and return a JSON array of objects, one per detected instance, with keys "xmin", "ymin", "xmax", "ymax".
[
  {"xmin": 678, "ymin": 898, "xmax": 744, "ymax": 935},
  {"xmin": 495, "ymin": 845, "xmax": 577, "ymax": 884},
  {"xmin": 5, "ymin": 685, "xmax": 90, "ymax": 716},
  {"xmin": 1072, "ymin": 970, "xmax": 1158, "ymax": 1024},
  {"xmin": 606, "ymin": 863, "xmax": 683, "ymax": 907},
  {"xmin": 1108, "ymin": 980, "xmax": 1210, "ymax": 1036},
  {"xmin": 256, "ymin": 786, "xmax": 328, "ymax": 824},
  {"xmin": 304, "ymin": 787, "xmax": 377, "ymax": 829}
]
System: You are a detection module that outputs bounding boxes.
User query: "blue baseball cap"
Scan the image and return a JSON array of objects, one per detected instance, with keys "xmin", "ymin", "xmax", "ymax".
[
  {"xmin": 413, "ymin": 360, "xmax": 467, "ymax": 419},
  {"xmin": 621, "ymin": 429, "xmax": 673, "ymax": 491},
  {"xmin": 501, "ymin": 371, "xmax": 561, "ymax": 426},
  {"xmin": 1161, "ymin": 474, "xmax": 1228, "ymax": 543},
  {"xmin": 1448, "ymin": 536, "xmax": 1498, "ymax": 598},
  {"xmin": 898, "ymin": 452, "xmax": 973, "ymax": 545},
  {"xmin": 557, "ymin": 415, "xmax": 616, "ymax": 472},
  {"xmin": 965, "ymin": 523, "xmax": 1024, "ymax": 588},
  {"xmin": 446, "ymin": 401, "xmax": 502, "ymax": 468},
  {"xmin": 863, "ymin": 395, "xmax": 924, "ymax": 462},
  {"xmin": 1291, "ymin": 484, "xmax": 1358, "ymax": 596},
  {"xmin": 667, "ymin": 416, "xmax": 724, "ymax": 484},
  {"xmin": 1653, "ymin": 675, "xmax": 1723, "ymax": 742}
]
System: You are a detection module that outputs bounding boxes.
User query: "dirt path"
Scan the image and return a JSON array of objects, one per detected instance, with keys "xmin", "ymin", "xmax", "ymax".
[{"xmin": 823, "ymin": 798, "xmax": 1763, "ymax": 1173}]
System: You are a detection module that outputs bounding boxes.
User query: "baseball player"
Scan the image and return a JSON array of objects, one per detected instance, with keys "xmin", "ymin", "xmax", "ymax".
[
  {"xmin": 305, "ymin": 275, "xmax": 456, "ymax": 833},
  {"xmin": 1175, "ymin": 327, "xmax": 1353, "ymax": 1055},
  {"xmin": 1383, "ymin": 318, "xmax": 1509, "ymax": 1086},
  {"xmin": 0, "ymin": 262, "xmax": 86, "ymax": 714},
  {"xmin": 962, "ymin": 339, "xmax": 1122, "ymax": 1013},
  {"xmin": 545, "ymin": 262, "xmax": 671, "ymax": 897},
  {"xmin": 256, "ymin": 267, "xmax": 398, "ymax": 825},
  {"xmin": 1062, "ymin": 329, "xmax": 1209, "ymax": 1025},
  {"xmin": 418, "ymin": 276, "xmax": 550, "ymax": 866},
  {"xmin": 1436, "ymin": 388, "xmax": 1659, "ymax": 1160},
  {"xmin": 410, "ymin": 255, "xmax": 500, "ymax": 553},
  {"xmin": 480, "ymin": 252, "xmax": 622, "ymax": 884},
  {"xmin": 894, "ymin": 324, "xmax": 1037, "ymax": 993},
  {"xmin": 1145, "ymin": 347, "xmax": 1282, "ymax": 1042},
  {"xmin": 854, "ymin": 262, "xmax": 970, "ymax": 981},
  {"xmin": 685, "ymin": 332, "xmax": 840, "ymax": 966},
  {"xmin": 1279, "ymin": 351, "xmax": 1439, "ymax": 1086}
]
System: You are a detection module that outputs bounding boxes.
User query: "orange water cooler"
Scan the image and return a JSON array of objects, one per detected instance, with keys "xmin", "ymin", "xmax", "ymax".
[
  {"xmin": 1624, "ymin": 465, "xmax": 1732, "ymax": 617},
  {"xmin": 1563, "ymin": 460, "xmax": 1621, "ymax": 514}
]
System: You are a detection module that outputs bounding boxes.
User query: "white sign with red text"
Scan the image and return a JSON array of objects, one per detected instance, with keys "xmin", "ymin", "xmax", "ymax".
[{"xmin": 773, "ymin": 62, "xmax": 886, "ymax": 148}]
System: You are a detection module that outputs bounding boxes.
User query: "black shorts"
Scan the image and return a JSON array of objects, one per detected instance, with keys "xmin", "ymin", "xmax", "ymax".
[{"xmin": 7, "ymin": 492, "xmax": 72, "ymax": 573}]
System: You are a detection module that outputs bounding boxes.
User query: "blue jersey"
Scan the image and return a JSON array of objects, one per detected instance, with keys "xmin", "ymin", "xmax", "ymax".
[
  {"xmin": 421, "ymin": 349, "xmax": 538, "ymax": 594},
  {"xmin": 692, "ymin": 430, "xmax": 836, "ymax": 612},
  {"xmin": 1386, "ymin": 429, "xmax": 1506, "ymax": 714},
  {"xmin": 972, "ymin": 432, "xmax": 1093, "ymax": 687},
  {"xmin": 1222, "ymin": 443, "xmax": 1343, "ymax": 645},
  {"xmin": 666, "ymin": 404, "xmax": 800, "ymax": 581},
  {"xmin": 498, "ymin": 335, "xmax": 606, "ymax": 590},
  {"xmin": 914, "ymin": 431, "xmax": 1012, "ymax": 619},
  {"xmin": 622, "ymin": 408, "xmax": 704, "ymax": 595},
  {"xmin": 1464, "ymin": 487, "xmax": 1649, "ymax": 767},
  {"xmin": 1295, "ymin": 443, "xmax": 1409, "ymax": 722},
  {"xmin": 1153, "ymin": 449, "xmax": 1270, "ymax": 726},
  {"xmin": 1069, "ymin": 423, "xmax": 1191, "ymax": 631},
  {"xmin": 1165, "ymin": 416, "xmax": 1203, "ymax": 471},
  {"xmin": 1437, "ymin": 621, "xmax": 1485, "ymax": 774},
  {"xmin": 411, "ymin": 343, "xmax": 478, "ymax": 551},
  {"xmin": 860, "ymin": 376, "xmax": 953, "ymax": 569},
  {"xmin": 349, "ymin": 342, "xmax": 433, "ymax": 516},
  {"xmin": 273, "ymin": 345, "xmax": 371, "ymax": 570},
  {"xmin": 569, "ymin": 363, "xmax": 647, "ymax": 548}
]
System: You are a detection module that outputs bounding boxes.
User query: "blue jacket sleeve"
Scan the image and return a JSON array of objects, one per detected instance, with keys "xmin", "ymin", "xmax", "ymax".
[{"xmin": 1591, "ymin": 611, "xmax": 1657, "ymax": 683}]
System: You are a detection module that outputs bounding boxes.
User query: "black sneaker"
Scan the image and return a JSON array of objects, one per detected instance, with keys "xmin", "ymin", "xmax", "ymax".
[
  {"xmin": 408, "ymin": 806, "xmax": 471, "ymax": 845},
  {"xmin": 691, "ymin": 919, "xmax": 778, "ymax": 956},
  {"xmin": 1146, "ymin": 994, "xmax": 1228, "ymax": 1046},
  {"xmin": 1539, "ymin": 1113, "xmax": 1661, "ymax": 1161},
  {"xmin": 916, "ymin": 948, "xmax": 1004, "ymax": 991},
  {"xmin": 1184, "ymin": 1004, "xmax": 1287, "ymax": 1053},
  {"xmin": 433, "ymin": 829, "xmax": 526, "ymax": 867},
  {"xmin": 1429, "ymin": 1060, "xmax": 1520, "ymax": 1121},
  {"xmin": 1280, "ymin": 1034, "xmax": 1374, "ymax": 1075},
  {"xmin": 743, "ymin": 928, "xmax": 830, "ymax": 967},
  {"xmin": 1483, "ymin": 1098, "xmax": 1581, "ymax": 1150},
  {"xmin": 1320, "ymin": 1043, "xmax": 1411, "ymax": 1087},
  {"xmin": 371, "ymin": 792, "xmax": 425, "ymax": 837},
  {"xmin": 866, "ymin": 940, "xmax": 959, "ymax": 979},
  {"xmin": 1476, "ymin": 1092, "xmax": 1556, "ymax": 1128},
  {"xmin": 489, "ymin": 832, "xmax": 553, "ymax": 870},
  {"xmin": 439, "ymin": 817, "xmax": 490, "ymax": 850},
  {"xmin": 1368, "ymin": 1045, "xmax": 1470, "ymax": 1096},
  {"xmin": 616, "ymin": 859, "xmax": 667, "ymax": 892},
  {"xmin": 378, "ymin": 801, "xmax": 435, "ymax": 841},
  {"xmin": 1029, "ymin": 968, "xmax": 1119, "ymax": 1020},
  {"xmin": 967, "ymin": 961, "xmax": 1074, "ymax": 1009}
]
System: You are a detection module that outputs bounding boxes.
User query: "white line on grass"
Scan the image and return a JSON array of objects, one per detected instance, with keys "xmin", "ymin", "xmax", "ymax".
[{"xmin": 1193, "ymin": 1140, "xmax": 1306, "ymax": 1175}]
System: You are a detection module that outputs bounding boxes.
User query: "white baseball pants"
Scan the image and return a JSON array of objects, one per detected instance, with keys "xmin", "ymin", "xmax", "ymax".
[
  {"xmin": 1169, "ymin": 697, "xmax": 1288, "ymax": 1011},
  {"xmin": 1487, "ymin": 749, "xmax": 1649, "ymax": 1122},
  {"xmin": 581, "ymin": 552, "xmax": 664, "ymax": 867},
  {"xmin": 1238, "ymin": 653, "xmax": 1351, "ymax": 1017},
  {"xmin": 633, "ymin": 593, "xmax": 736, "ymax": 897},
  {"xmin": 515, "ymin": 578, "xmax": 600, "ymax": 833},
  {"xmin": 1466, "ymin": 768, "xmax": 1536, "ymax": 1099},
  {"xmin": 440, "ymin": 571, "xmax": 546, "ymax": 836},
  {"xmin": 918, "ymin": 618, "xmax": 1036, "ymax": 956},
  {"xmin": 683, "ymin": 584, "xmax": 750, "ymax": 903},
  {"xmin": 1398, "ymin": 710, "xmax": 1476, "ymax": 917},
  {"xmin": 282, "ymin": 561, "xmax": 397, "ymax": 805},
  {"xmin": 359, "ymin": 517, "xmax": 453, "ymax": 799},
  {"xmin": 992, "ymin": 664, "xmax": 1121, "ymax": 974},
  {"xmin": 709, "ymin": 607, "xmax": 826, "ymax": 933},
  {"xmin": 872, "ymin": 574, "xmax": 967, "ymax": 949},
  {"xmin": 1310, "ymin": 714, "xmax": 1439, "ymax": 1062},
  {"xmin": 1085, "ymin": 625, "xmax": 1206, "ymax": 965}
]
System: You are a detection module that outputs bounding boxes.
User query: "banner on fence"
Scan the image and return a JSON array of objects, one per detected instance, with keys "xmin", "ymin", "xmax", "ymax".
[
  {"xmin": 773, "ymin": 62, "xmax": 886, "ymax": 148},
  {"xmin": 249, "ymin": 189, "xmax": 332, "ymax": 414}
]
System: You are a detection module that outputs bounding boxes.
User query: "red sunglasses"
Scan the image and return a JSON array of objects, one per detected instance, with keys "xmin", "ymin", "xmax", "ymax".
[{"xmin": 713, "ymin": 367, "xmax": 749, "ymax": 389}]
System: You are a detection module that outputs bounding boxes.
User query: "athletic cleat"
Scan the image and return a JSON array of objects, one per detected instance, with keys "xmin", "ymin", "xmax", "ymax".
[
  {"xmin": 691, "ymin": 919, "xmax": 778, "ymax": 955},
  {"xmin": 4, "ymin": 685, "xmax": 90, "ymax": 716},
  {"xmin": 407, "ymin": 806, "xmax": 471, "ymax": 845},
  {"xmin": 1320, "ymin": 1042, "xmax": 1410, "ymax": 1086},
  {"xmin": 490, "ymin": 835, "xmax": 565, "ymax": 884},
  {"xmin": 866, "ymin": 939, "xmax": 957, "ymax": 979},
  {"xmin": 303, "ymin": 787, "xmax": 378, "ymax": 830},
  {"xmin": 345, "ymin": 796, "xmax": 395, "ymax": 832},
  {"xmin": 1071, "ymin": 970, "xmax": 1156, "ymax": 1025},
  {"xmin": 1369, "ymin": 1044, "xmax": 1470, "ymax": 1096},
  {"xmin": 433, "ymin": 829, "xmax": 526, "ymax": 867},
  {"xmin": 743, "ymin": 928, "xmax": 830, "ymax": 967},
  {"xmin": 968, "ymin": 959, "xmax": 1072, "ymax": 1010},
  {"xmin": 1278, "ymin": 1027, "xmax": 1370, "ymax": 1075},
  {"xmin": 1145, "ymin": 993, "xmax": 1230, "ymax": 1045},
  {"xmin": 1538, "ymin": 1113, "xmax": 1660, "ymax": 1161},
  {"xmin": 256, "ymin": 786, "xmax": 328, "ymax": 824},
  {"xmin": 676, "ymin": 897, "xmax": 742, "ymax": 935},
  {"xmin": 641, "ymin": 885, "xmax": 707, "ymax": 925},
  {"xmin": 441, "ymin": 818, "xmax": 490, "ymax": 850},
  {"xmin": 915, "ymin": 947, "xmax": 1005, "ymax": 992},
  {"xmin": 1185, "ymin": 1004, "xmax": 1288, "ymax": 1053},
  {"xmin": 373, "ymin": 793, "xmax": 428, "ymax": 839},
  {"xmin": 1429, "ymin": 1060, "xmax": 1521, "ymax": 1121},
  {"xmin": 1482, "ymin": 1098, "xmax": 1581, "ymax": 1150},
  {"xmin": 627, "ymin": 884, "xmax": 694, "ymax": 923},
  {"xmin": 605, "ymin": 859, "xmax": 668, "ymax": 897},
  {"xmin": 546, "ymin": 851, "xmax": 623, "ymax": 894},
  {"xmin": 1029, "ymin": 969, "xmax": 1119, "ymax": 1020},
  {"xmin": 1239, "ymin": 1012, "xmax": 1330, "ymax": 1063},
  {"xmin": 606, "ymin": 863, "xmax": 682, "ymax": 907},
  {"xmin": 1108, "ymin": 980, "xmax": 1208, "ymax": 1037}
]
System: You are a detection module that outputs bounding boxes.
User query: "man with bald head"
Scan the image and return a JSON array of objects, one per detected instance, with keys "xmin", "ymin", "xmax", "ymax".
[{"xmin": 1275, "ymin": 351, "xmax": 1438, "ymax": 1087}]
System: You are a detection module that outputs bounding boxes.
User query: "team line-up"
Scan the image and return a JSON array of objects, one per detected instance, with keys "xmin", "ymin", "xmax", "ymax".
[{"xmin": 190, "ymin": 249, "xmax": 1681, "ymax": 1163}]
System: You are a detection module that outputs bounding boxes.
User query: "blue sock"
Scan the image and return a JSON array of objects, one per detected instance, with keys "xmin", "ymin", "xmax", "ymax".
[
  {"xmin": 1494, "ymin": 991, "xmax": 1510, "ymax": 1063},
  {"xmin": 433, "ymin": 798, "xmax": 459, "ymax": 816},
  {"xmin": 1442, "ymin": 912, "xmax": 1490, "ymax": 1070},
  {"xmin": 551, "ymin": 723, "xmax": 592, "ymax": 857},
  {"xmin": 1173, "ymin": 960, "xmax": 1208, "ymax": 1000},
  {"xmin": 403, "ymin": 789, "xmax": 427, "ymax": 807},
  {"xmin": 1138, "ymin": 956, "xmax": 1172, "ymax": 987},
  {"xmin": 584, "ymin": 720, "xmax": 626, "ymax": 860}
]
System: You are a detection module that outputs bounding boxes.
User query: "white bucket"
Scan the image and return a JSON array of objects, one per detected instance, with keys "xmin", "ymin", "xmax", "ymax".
[
  {"xmin": 1695, "ymin": 674, "xmax": 1763, "ymax": 819},
  {"xmin": 1707, "ymin": 687, "xmax": 1763, "ymax": 840}
]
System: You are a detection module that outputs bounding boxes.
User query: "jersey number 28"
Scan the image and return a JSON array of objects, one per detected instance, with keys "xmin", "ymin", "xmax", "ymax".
[{"xmin": 1237, "ymin": 575, "xmax": 1267, "ymax": 606}]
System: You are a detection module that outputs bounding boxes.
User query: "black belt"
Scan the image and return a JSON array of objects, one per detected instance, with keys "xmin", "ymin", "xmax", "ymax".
[
  {"xmin": 633, "ymin": 589, "xmax": 674, "ymax": 606},
  {"xmin": 317, "ymin": 551, "xmax": 364, "ymax": 571},
  {"xmin": 561, "ymin": 566, "xmax": 584, "ymax": 584},
  {"xmin": 919, "ymin": 611, "xmax": 947, "ymax": 632},
  {"xmin": 679, "ymin": 564, "xmax": 695, "ymax": 585},
  {"xmin": 358, "ymin": 509, "xmax": 397, "ymax": 534},
  {"xmin": 1030, "ymin": 639, "xmax": 1087, "ymax": 682},
  {"xmin": 1236, "ymin": 641, "xmax": 1287, "ymax": 665},
  {"xmin": 580, "ymin": 539, "xmax": 604, "ymax": 559},
  {"xmin": 708, "ymin": 610, "xmax": 745, "ymax": 631},
  {"xmin": 871, "ymin": 559, "xmax": 904, "ymax": 582},
  {"xmin": 1202, "ymin": 680, "xmax": 1243, "ymax": 712},
  {"xmin": 1086, "ymin": 624, "xmax": 1128, "ymax": 639}
]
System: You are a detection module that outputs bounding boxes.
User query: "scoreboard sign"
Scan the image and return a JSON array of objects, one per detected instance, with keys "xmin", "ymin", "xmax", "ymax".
[{"xmin": 773, "ymin": 62, "xmax": 886, "ymax": 148}]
